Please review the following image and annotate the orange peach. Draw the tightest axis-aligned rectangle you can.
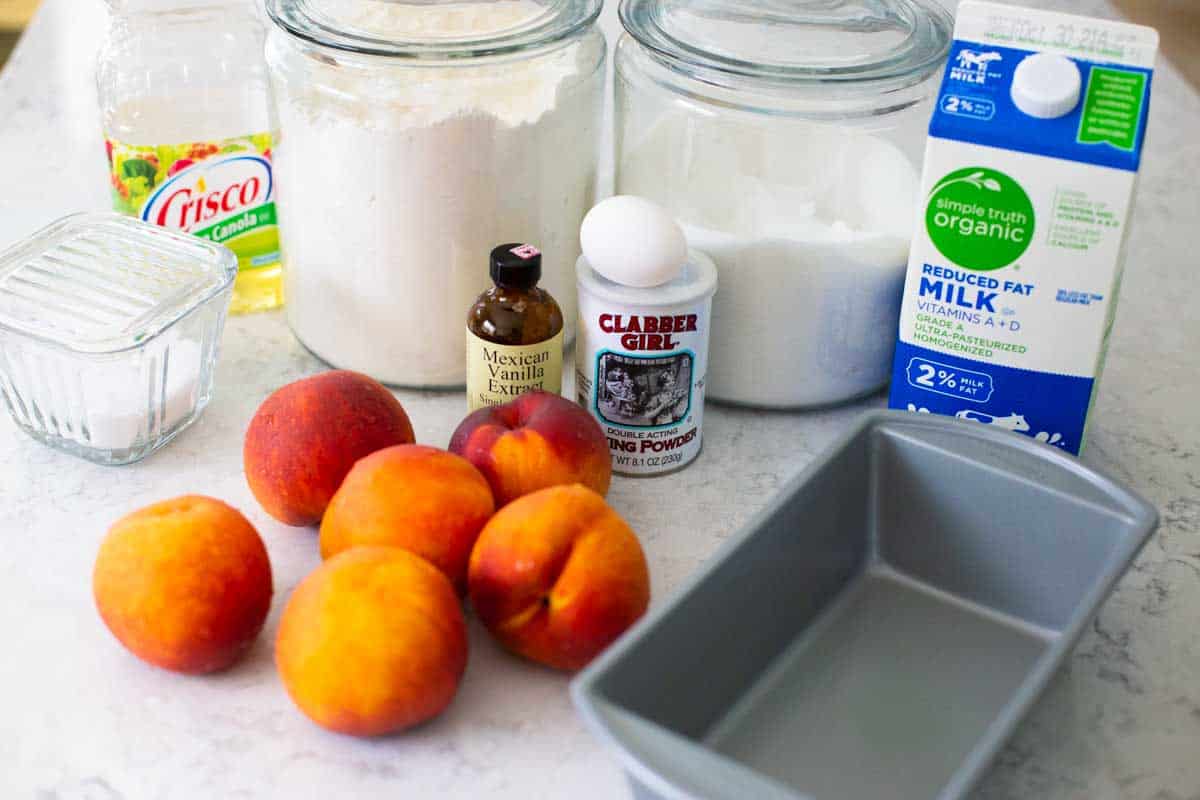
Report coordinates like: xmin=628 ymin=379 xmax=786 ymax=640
xmin=244 ymin=370 xmax=415 ymax=526
xmin=468 ymin=484 xmax=649 ymax=671
xmin=448 ymin=390 xmax=611 ymax=507
xmin=275 ymin=547 xmax=468 ymax=737
xmin=319 ymin=445 xmax=495 ymax=592
xmin=93 ymin=496 xmax=273 ymax=674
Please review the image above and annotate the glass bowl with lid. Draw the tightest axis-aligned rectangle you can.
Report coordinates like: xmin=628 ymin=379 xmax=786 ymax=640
xmin=0 ymin=213 xmax=236 ymax=465
xmin=264 ymin=0 xmax=606 ymax=388
xmin=614 ymin=0 xmax=952 ymax=408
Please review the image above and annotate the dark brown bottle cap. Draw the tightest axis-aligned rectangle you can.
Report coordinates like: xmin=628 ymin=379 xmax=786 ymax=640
xmin=490 ymin=243 xmax=541 ymax=288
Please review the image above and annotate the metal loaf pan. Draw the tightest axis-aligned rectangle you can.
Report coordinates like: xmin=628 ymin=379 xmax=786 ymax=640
xmin=572 ymin=411 xmax=1157 ymax=800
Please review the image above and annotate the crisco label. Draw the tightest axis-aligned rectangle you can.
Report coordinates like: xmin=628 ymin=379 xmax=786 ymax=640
xmin=106 ymin=133 xmax=280 ymax=272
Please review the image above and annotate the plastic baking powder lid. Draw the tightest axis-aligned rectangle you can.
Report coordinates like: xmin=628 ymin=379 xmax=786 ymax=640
xmin=576 ymin=250 xmax=717 ymax=308
xmin=266 ymin=0 xmax=601 ymax=58
xmin=619 ymin=0 xmax=951 ymax=87
xmin=1011 ymin=52 xmax=1083 ymax=119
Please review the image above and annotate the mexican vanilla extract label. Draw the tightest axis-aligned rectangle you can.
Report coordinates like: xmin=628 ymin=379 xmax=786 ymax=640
xmin=466 ymin=329 xmax=564 ymax=411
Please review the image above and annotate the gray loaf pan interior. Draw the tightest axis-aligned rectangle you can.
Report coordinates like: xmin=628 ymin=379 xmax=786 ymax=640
xmin=572 ymin=411 xmax=1157 ymax=800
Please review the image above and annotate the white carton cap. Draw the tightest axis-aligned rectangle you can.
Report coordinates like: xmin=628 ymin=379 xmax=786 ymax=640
xmin=1011 ymin=52 xmax=1082 ymax=119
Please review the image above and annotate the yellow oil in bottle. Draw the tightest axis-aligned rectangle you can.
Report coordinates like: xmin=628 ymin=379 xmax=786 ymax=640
xmin=231 ymin=262 xmax=284 ymax=314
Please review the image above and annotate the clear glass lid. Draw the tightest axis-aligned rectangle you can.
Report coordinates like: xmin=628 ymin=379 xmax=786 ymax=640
xmin=266 ymin=0 xmax=602 ymax=58
xmin=620 ymin=0 xmax=952 ymax=86
xmin=0 ymin=214 xmax=236 ymax=354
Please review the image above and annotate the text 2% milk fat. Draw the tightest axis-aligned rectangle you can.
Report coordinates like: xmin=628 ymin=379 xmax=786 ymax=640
xmin=888 ymin=1 xmax=1157 ymax=454
xmin=576 ymin=250 xmax=717 ymax=477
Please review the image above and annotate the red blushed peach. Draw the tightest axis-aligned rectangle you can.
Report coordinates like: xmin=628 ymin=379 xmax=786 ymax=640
xmin=448 ymin=390 xmax=611 ymax=507
xmin=244 ymin=370 xmax=415 ymax=526
xmin=93 ymin=496 xmax=273 ymax=674
xmin=319 ymin=445 xmax=495 ymax=592
xmin=275 ymin=547 xmax=468 ymax=737
xmin=468 ymin=484 xmax=649 ymax=671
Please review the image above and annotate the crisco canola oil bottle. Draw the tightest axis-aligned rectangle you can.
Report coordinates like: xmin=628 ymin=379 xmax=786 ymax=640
xmin=97 ymin=0 xmax=283 ymax=313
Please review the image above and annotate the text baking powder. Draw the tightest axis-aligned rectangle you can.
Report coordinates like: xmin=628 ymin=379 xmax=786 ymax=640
xmin=575 ymin=252 xmax=717 ymax=476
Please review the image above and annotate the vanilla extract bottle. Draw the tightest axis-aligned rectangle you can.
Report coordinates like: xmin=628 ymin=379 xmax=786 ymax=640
xmin=466 ymin=244 xmax=564 ymax=411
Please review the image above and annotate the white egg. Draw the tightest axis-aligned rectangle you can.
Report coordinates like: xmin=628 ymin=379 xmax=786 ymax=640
xmin=580 ymin=195 xmax=687 ymax=288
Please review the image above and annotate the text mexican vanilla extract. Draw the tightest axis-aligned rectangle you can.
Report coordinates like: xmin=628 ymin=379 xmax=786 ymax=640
xmin=466 ymin=244 xmax=564 ymax=411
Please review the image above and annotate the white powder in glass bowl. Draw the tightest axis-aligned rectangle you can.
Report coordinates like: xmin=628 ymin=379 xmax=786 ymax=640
xmin=267 ymin=1 xmax=603 ymax=387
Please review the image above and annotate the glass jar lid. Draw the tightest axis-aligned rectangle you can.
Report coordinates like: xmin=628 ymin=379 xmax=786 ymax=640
xmin=0 ymin=214 xmax=236 ymax=354
xmin=266 ymin=0 xmax=602 ymax=58
xmin=620 ymin=0 xmax=952 ymax=87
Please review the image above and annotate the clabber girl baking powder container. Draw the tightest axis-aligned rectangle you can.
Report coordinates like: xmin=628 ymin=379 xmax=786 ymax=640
xmin=575 ymin=251 xmax=717 ymax=476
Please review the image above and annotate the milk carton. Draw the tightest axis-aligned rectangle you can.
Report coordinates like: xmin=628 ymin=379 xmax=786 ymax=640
xmin=888 ymin=1 xmax=1157 ymax=455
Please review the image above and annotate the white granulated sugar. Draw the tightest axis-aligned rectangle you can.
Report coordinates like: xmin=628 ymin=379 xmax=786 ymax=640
xmin=619 ymin=115 xmax=919 ymax=407
xmin=19 ymin=338 xmax=202 ymax=452
xmin=84 ymin=339 xmax=201 ymax=450
xmin=274 ymin=0 xmax=600 ymax=387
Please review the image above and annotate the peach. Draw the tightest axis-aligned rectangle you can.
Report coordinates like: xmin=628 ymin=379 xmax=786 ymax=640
xmin=448 ymin=390 xmax=611 ymax=507
xmin=319 ymin=445 xmax=495 ymax=592
xmin=244 ymin=370 xmax=415 ymax=526
xmin=93 ymin=496 xmax=272 ymax=674
xmin=468 ymin=484 xmax=649 ymax=671
xmin=275 ymin=547 xmax=468 ymax=737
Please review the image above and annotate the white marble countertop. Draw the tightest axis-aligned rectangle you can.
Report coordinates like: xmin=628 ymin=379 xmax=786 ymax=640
xmin=1 ymin=1 xmax=1198 ymax=798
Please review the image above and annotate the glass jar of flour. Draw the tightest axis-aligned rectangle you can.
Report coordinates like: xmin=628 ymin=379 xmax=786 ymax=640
xmin=264 ymin=0 xmax=606 ymax=388
xmin=615 ymin=0 xmax=952 ymax=408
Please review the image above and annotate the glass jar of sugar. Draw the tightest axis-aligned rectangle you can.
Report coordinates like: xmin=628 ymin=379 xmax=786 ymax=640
xmin=264 ymin=0 xmax=606 ymax=388
xmin=615 ymin=0 xmax=952 ymax=408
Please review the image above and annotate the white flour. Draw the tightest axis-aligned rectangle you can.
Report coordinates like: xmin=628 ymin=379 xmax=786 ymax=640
xmin=619 ymin=115 xmax=920 ymax=407
xmin=269 ymin=1 xmax=601 ymax=387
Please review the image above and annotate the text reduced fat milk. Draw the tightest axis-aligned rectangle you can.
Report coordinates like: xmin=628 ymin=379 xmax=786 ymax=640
xmin=889 ymin=2 xmax=1157 ymax=454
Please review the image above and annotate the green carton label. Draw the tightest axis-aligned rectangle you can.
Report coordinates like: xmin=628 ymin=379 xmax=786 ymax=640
xmin=1077 ymin=67 xmax=1147 ymax=152
xmin=925 ymin=166 xmax=1035 ymax=271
